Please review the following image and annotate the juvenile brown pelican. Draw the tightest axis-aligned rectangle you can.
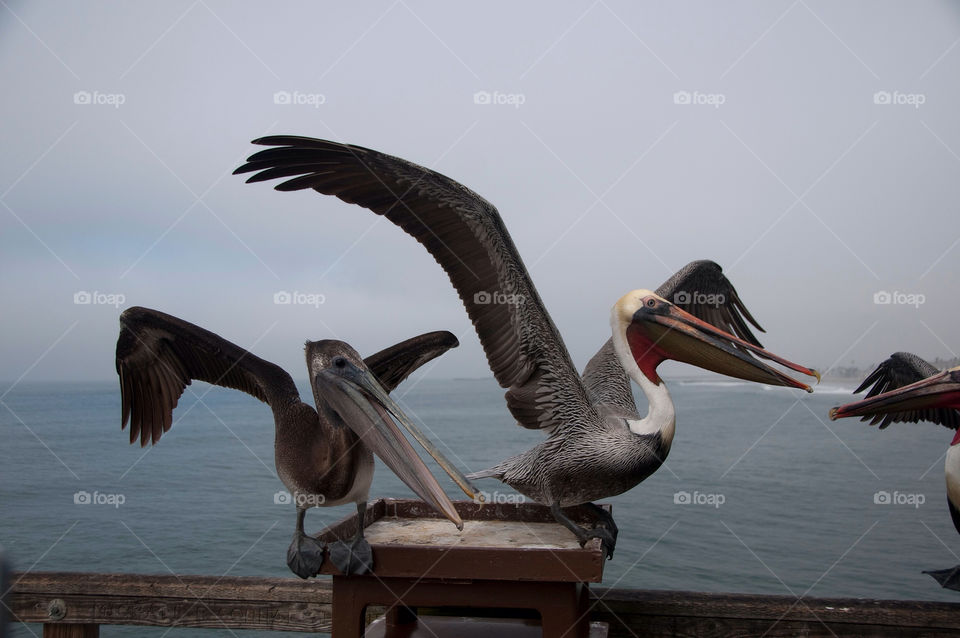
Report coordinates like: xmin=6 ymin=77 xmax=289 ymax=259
xmin=235 ymin=137 xmax=819 ymax=557
xmin=830 ymin=353 xmax=960 ymax=590
xmin=116 ymin=306 xmax=476 ymax=577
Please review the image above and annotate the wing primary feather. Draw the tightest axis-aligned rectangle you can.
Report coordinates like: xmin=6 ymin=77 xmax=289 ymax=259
xmin=115 ymin=306 xmax=301 ymax=447
xmin=236 ymin=138 xmax=595 ymax=433
xmin=853 ymin=352 xmax=959 ymax=431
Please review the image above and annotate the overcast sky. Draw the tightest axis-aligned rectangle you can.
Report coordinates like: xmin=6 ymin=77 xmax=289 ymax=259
xmin=1 ymin=1 xmax=959 ymax=384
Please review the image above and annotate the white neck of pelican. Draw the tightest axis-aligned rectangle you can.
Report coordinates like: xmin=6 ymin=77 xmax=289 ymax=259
xmin=946 ymin=443 xmax=960 ymax=512
xmin=610 ymin=294 xmax=676 ymax=449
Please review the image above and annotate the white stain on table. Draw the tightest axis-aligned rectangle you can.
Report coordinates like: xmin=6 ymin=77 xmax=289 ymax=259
xmin=364 ymin=518 xmax=582 ymax=550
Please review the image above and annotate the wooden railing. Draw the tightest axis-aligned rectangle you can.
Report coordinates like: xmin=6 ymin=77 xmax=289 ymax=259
xmin=9 ymin=571 xmax=960 ymax=637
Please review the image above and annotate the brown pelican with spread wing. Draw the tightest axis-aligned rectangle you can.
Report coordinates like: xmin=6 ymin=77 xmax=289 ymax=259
xmin=831 ymin=353 xmax=960 ymax=589
xmin=235 ymin=137 xmax=819 ymax=557
xmin=116 ymin=306 xmax=476 ymax=577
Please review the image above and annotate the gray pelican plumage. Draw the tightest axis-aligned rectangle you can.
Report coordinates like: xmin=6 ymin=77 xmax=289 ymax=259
xmin=115 ymin=306 xmax=476 ymax=577
xmin=830 ymin=353 xmax=960 ymax=590
xmin=234 ymin=137 xmax=819 ymax=557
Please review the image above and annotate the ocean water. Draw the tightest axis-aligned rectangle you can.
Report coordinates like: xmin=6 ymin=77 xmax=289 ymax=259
xmin=2 ymin=376 xmax=958 ymax=636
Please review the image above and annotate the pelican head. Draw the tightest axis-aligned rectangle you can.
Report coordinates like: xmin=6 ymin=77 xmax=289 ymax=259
xmin=612 ymin=290 xmax=818 ymax=391
xmin=306 ymin=340 xmax=475 ymax=528
xmin=830 ymin=367 xmax=960 ymax=442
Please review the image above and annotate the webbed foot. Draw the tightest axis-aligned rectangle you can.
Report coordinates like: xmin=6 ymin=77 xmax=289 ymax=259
xmin=286 ymin=532 xmax=326 ymax=579
xmin=585 ymin=503 xmax=619 ymax=544
xmin=550 ymin=502 xmax=616 ymax=560
xmin=924 ymin=565 xmax=960 ymax=591
xmin=329 ymin=536 xmax=374 ymax=575
xmin=576 ymin=526 xmax=616 ymax=561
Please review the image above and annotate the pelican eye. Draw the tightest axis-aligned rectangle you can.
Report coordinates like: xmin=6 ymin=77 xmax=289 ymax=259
xmin=646 ymin=298 xmax=656 ymax=308
xmin=333 ymin=357 xmax=347 ymax=369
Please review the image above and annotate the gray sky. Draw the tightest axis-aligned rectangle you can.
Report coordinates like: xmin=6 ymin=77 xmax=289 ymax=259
xmin=1 ymin=1 xmax=959 ymax=383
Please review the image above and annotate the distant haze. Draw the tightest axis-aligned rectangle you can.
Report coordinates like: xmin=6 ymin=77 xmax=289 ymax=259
xmin=2 ymin=2 xmax=959 ymax=385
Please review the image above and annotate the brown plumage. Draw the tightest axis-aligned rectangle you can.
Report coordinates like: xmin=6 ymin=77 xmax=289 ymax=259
xmin=115 ymin=305 xmax=464 ymax=577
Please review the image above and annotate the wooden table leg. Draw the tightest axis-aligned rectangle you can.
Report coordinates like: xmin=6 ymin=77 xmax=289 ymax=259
xmin=332 ymin=577 xmax=592 ymax=638
xmin=385 ymin=604 xmax=418 ymax=630
xmin=43 ymin=625 xmax=99 ymax=638
xmin=332 ymin=576 xmax=368 ymax=638
xmin=537 ymin=583 xmax=589 ymax=638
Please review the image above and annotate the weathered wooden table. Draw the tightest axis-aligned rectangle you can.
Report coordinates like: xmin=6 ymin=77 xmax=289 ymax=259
xmin=315 ymin=498 xmax=610 ymax=638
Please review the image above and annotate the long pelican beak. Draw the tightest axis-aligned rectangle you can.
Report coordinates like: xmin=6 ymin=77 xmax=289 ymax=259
xmin=829 ymin=368 xmax=960 ymax=422
xmin=628 ymin=297 xmax=819 ymax=392
xmin=314 ymin=361 xmax=478 ymax=529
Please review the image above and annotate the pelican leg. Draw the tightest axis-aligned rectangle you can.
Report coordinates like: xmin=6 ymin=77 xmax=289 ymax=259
xmin=550 ymin=502 xmax=616 ymax=560
xmin=584 ymin=502 xmax=619 ymax=543
xmin=286 ymin=508 xmax=326 ymax=579
xmin=328 ymin=502 xmax=374 ymax=576
xmin=924 ymin=565 xmax=960 ymax=591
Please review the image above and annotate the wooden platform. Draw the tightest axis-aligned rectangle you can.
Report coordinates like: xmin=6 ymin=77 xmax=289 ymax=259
xmin=314 ymin=498 xmax=607 ymax=582
xmin=315 ymin=499 xmax=609 ymax=637
xmin=363 ymin=517 xmax=583 ymax=550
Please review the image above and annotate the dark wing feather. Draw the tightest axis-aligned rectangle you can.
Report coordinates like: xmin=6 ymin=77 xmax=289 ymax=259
xmin=854 ymin=352 xmax=960 ymax=430
xmin=364 ymin=331 xmax=459 ymax=392
xmin=236 ymin=137 xmax=595 ymax=432
xmin=655 ymin=260 xmax=764 ymax=347
xmin=581 ymin=260 xmax=765 ymax=413
xmin=116 ymin=306 xmax=301 ymax=446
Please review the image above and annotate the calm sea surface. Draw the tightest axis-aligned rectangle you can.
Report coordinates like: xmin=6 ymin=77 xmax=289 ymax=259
xmin=2 ymin=377 xmax=958 ymax=636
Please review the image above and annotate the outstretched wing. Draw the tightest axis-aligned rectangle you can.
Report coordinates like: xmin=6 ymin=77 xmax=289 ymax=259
xmin=116 ymin=306 xmax=301 ymax=446
xmin=236 ymin=137 xmax=595 ymax=433
xmin=656 ymin=260 xmax=764 ymax=346
xmin=364 ymin=330 xmax=459 ymax=392
xmin=582 ymin=260 xmax=765 ymax=412
xmin=854 ymin=352 xmax=960 ymax=430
